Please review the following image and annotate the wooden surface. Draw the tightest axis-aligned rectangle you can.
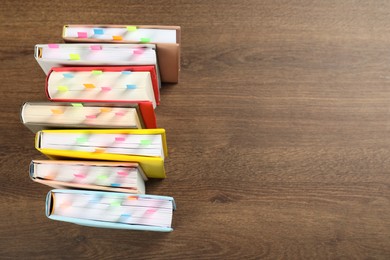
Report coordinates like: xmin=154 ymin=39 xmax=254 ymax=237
xmin=1 ymin=0 xmax=390 ymax=258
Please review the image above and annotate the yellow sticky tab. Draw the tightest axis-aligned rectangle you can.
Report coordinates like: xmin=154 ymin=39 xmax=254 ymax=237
xmin=69 ymin=53 xmax=80 ymax=60
xmin=126 ymin=26 xmax=137 ymax=31
xmin=57 ymin=86 xmax=68 ymax=92
xmin=100 ymin=107 xmax=112 ymax=113
xmin=83 ymin=84 xmax=96 ymax=89
xmin=112 ymin=35 xmax=123 ymax=41
xmin=51 ymin=109 xmax=64 ymax=115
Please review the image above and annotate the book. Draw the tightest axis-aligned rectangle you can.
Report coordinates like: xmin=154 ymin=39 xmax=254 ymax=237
xmin=35 ymin=129 xmax=168 ymax=178
xmin=34 ymin=43 xmax=161 ymax=89
xmin=45 ymin=66 xmax=159 ymax=107
xmin=30 ymin=160 xmax=147 ymax=194
xmin=21 ymin=101 xmax=157 ymax=133
xmin=46 ymin=189 xmax=175 ymax=232
xmin=62 ymin=25 xmax=181 ymax=83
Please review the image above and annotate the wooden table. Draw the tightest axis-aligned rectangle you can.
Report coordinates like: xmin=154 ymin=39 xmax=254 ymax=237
xmin=1 ymin=0 xmax=390 ymax=258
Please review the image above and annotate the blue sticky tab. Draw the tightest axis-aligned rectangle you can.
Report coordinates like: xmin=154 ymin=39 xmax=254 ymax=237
xmin=120 ymin=213 xmax=131 ymax=218
xmin=121 ymin=71 xmax=132 ymax=75
xmin=126 ymin=84 xmax=137 ymax=89
xmin=110 ymin=183 xmax=121 ymax=187
xmin=94 ymin=28 xmax=104 ymax=35
xmin=63 ymin=73 xmax=74 ymax=78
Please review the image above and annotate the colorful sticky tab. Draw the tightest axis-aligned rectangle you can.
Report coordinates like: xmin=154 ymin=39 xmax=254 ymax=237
xmin=111 ymin=201 xmax=121 ymax=207
xmin=110 ymin=183 xmax=121 ymax=187
xmin=120 ymin=213 xmax=131 ymax=218
xmin=145 ymin=209 xmax=157 ymax=214
xmin=115 ymin=111 xmax=126 ymax=116
xmin=133 ymin=49 xmax=144 ymax=55
xmin=140 ymin=37 xmax=151 ymax=43
xmin=69 ymin=53 xmax=80 ymax=60
xmin=48 ymin=44 xmax=59 ymax=49
xmin=117 ymin=171 xmax=128 ymax=176
xmin=85 ymin=114 xmax=97 ymax=119
xmin=57 ymin=86 xmax=68 ymax=92
xmin=97 ymin=175 xmax=108 ymax=180
xmin=93 ymin=28 xmax=104 ymax=35
xmin=100 ymin=107 xmax=112 ymax=113
xmin=90 ymin=45 xmax=102 ymax=50
xmin=121 ymin=71 xmax=131 ymax=75
xmin=126 ymin=84 xmax=137 ymax=89
xmin=92 ymin=70 xmax=103 ymax=75
xmin=76 ymin=137 xmax=88 ymax=143
xmin=77 ymin=32 xmax=88 ymax=38
xmin=84 ymin=83 xmax=96 ymax=89
xmin=101 ymin=86 xmax=112 ymax=92
xmin=44 ymin=174 xmax=55 ymax=180
xmin=126 ymin=26 xmax=137 ymax=31
xmin=112 ymin=35 xmax=123 ymax=41
xmin=115 ymin=137 xmax=126 ymax=142
xmin=140 ymin=139 xmax=152 ymax=145
xmin=94 ymin=148 xmax=105 ymax=153
xmin=74 ymin=173 xmax=86 ymax=178
xmin=71 ymin=103 xmax=83 ymax=107
xmin=127 ymin=196 xmax=138 ymax=200
xmin=63 ymin=73 xmax=74 ymax=78
xmin=51 ymin=109 xmax=64 ymax=115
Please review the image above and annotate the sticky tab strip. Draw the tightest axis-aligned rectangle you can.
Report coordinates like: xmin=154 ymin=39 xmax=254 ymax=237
xmin=57 ymin=86 xmax=68 ymax=92
xmin=93 ymin=28 xmax=104 ymax=35
xmin=117 ymin=171 xmax=128 ymax=176
xmin=140 ymin=139 xmax=152 ymax=145
xmin=69 ymin=53 xmax=80 ymax=60
xmin=140 ymin=37 xmax=150 ymax=43
xmin=84 ymin=83 xmax=96 ymax=89
xmin=48 ymin=44 xmax=59 ymax=49
xmin=63 ymin=73 xmax=74 ymax=78
xmin=71 ymin=103 xmax=83 ymax=107
xmin=101 ymin=86 xmax=112 ymax=92
xmin=133 ymin=49 xmax=144 ymax=55
xmin=100 ymin=107 xmax=112 ymax=113
xmin=94 ymin=148 xmax=105 ymax=153
xmin=92 ymin=70 xmax=103 ymax=75
xmin=77 ymin=32 xmax=88 ymax=38
xmin=74 ymin=173 xmax=86 ymax=178
xmin=85 ymin=114 xmax=97 ymax=119
xmin=115 ymin=137 xmax=126 ymax=142
xmin=115 ymin=111 xmax=125 ymax=116
xmin=121 ymin=71 xmax=131 ymax=75
xmin=51 ymin=109 xmax=64 ymax=115
xmin=90 ymin=45 xmax=102 ymax=50
xmin=112 ymin=35 xmax=123 ymax=41
xmin=126 ymin=26 xmax=137 ymax=31
xmin=126 ymin=84 xmax=137 ymax=89
xmin=76 ymin=137 xmax=88 ymax=143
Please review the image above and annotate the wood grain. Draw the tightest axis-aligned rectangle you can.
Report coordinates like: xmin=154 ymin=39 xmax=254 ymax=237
xmin=1 ymin=0 xmax=390 ymax=258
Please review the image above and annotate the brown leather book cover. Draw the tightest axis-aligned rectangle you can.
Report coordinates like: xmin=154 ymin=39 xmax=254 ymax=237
xmin=62 ymin=25 xmax=181 ymax=83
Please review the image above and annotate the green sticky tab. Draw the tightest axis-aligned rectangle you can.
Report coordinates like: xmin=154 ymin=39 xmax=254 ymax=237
xmin=97 ymin=175 xmax=108 ymax=180
xmin=71 ymin=103 xmax=83 ymax=107
xmin=76 ymin=137 xmax=88 ymax=143
xmin=140 ymin=139 xmax=152 ymax=145
xmin=111 ymin=201 xmax=121 ymax=207
xmin=140 ymin=37 xmax=150 ymax=43
xmin=126 ymin=26 xmax=137 ymax=31
xmin=57 ymin=86 xmax=68 ymax=92
xmin=92 ymin=70 xmax=103 ymax=75
xmin=69 ymin=53 xmax=80 ymax=60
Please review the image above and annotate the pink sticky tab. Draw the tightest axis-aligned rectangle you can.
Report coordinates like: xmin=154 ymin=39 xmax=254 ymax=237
xmin=115 ymin=111 xmax=125 ymax=116
xmin=145 ymin=209 xmax=157 ymax=214
xmin=78 ymin=32 xmax=88 ymax=38
xmin=133 ymin=49 xmax=144 ymax=55
xmin=85 ymin=115 xmax=97 ymax=119
xmin=101 ymin=86 xmax=112 ymax=91
xmin=90 ymin=45 xmax=102 ymax=50
xmin=48 ymin=44 xmax=59 ymax=49
xmin=117 ymin=171 xmax=128 ymax=176
xmin=74 ymin=173 xmax=86 ymax=178
xmin=115 ymin=137 xmax=126 ymax=142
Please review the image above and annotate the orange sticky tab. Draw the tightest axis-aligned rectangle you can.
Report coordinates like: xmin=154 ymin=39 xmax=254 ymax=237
xmin=51 ymin=109 xmax=64 ymax=115
xmin=83 ymin=83 xmax=96 ymax=89
xmin=127 ymin=196 xmax=138 ymax=200
xmin=94 ymin=148 xmax=105 ymax=153
xmin=100 ymin=107 xmax=112 ymax=113
xmin=112 ymin=35 xmax=123 ymax=41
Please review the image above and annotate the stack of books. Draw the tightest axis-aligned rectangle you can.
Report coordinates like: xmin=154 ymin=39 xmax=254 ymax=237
xmin=21 ymin=25 xmax=181 ymax=232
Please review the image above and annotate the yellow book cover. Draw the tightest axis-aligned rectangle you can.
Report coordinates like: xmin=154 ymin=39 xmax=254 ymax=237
xmin=35 ymin=129 xmax=167 ymax=178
